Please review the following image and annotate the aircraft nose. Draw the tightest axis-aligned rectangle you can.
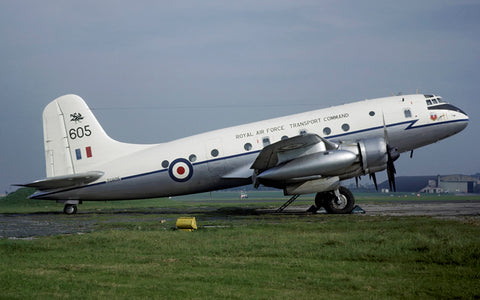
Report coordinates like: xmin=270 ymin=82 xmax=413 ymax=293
xmin=450 ymin=104 xmax=469 ymax=131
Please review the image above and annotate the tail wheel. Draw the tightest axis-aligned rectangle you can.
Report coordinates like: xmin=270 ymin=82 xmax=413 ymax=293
xmin=63 ymin=204 xmax=77 ymax=215
xmin=317 ymin=186 xmax=355 ymax=214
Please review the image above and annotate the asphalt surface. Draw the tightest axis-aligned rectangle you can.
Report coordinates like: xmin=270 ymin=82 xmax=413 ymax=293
xmin=1 ymin=200 xmax=479 ymax=239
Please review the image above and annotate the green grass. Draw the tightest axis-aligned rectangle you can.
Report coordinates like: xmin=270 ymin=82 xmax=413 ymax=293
xmin=1 ymin=188 xmax=479 ymax=298
xmin=0 ymin=215 xmax=479 ymax=299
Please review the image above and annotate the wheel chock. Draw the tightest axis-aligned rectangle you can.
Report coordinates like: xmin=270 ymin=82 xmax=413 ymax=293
xmin=176 ymin=217 xmax=197 ymax=231
xmin=351 ymin=205 xmax=365 ymax=214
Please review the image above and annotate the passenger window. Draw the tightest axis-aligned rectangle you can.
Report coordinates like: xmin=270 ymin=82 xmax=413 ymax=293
xmin=323 ymin=127 xmax=331 ymax=135
xmin=369 ymin=111 xmax=375 ymax=116
xmin=281 ymin=135 xmax=289 ymax=140
xmin=262 ymin=137 xmax=270 ymax=147
xmin=161 ymin=160 xmax=169 ymax=168
xmin=189 ymin=154 xmax=197 ymax=162
xmin=404 ymin=109 xmax=412 ymax=118
xmin=211 ymin=149 xmax=219 ymax=157
xmin=299 ymin=130 xmax=307 ymax=135
xmin=341 ymin=123 xmax=350 ymax=132
xmin=244 ymin=143 xmax=252 ymax=151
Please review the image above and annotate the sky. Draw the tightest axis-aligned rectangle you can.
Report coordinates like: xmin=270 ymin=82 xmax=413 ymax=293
xmin=1 ymin=1 xmax=479 ymax=193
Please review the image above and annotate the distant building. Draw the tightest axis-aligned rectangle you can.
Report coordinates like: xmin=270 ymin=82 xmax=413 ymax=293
xmin=419 ymin=180 xmax=444 ymax=194
xmin=438 ymin=175 xmax=478 ymax=193
xmin=379 ymin=174 xmax=480 ymax=193
xmin=419 ymin=175 xmax=479 ymax=194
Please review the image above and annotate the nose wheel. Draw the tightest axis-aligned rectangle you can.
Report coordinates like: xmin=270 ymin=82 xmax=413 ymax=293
xmin=63 ymin=204 xmax=78 ymax=215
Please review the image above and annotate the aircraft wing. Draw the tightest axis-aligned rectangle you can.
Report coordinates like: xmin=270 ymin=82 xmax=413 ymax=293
xmin=251 ymin=134 xmax=338 ymax=172
xmin=16 ymin=171 xmax=104 ymax=191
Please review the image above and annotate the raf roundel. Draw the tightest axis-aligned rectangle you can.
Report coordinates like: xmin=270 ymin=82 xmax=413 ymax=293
xmin=168 ymin=158 xmax=194 ymax=182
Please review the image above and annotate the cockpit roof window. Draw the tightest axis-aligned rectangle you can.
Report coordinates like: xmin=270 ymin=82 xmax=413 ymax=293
xmin=425 ymin=95 xmax=446 ymax=106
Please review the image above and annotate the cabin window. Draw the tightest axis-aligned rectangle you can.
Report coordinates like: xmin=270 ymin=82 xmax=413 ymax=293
xmin=244 ymin=143 xmax=252 ymax=151
xmin=426 ymin=100 xmax=432 ymax=105
xmin=432 ymin=99 xmax=438 ymax=104
xmin=323 ymin=127 xmax=331 ymax=135
xmin=299 ymin=129 xmax=307 ymax=135
xmin=161 ymin=160 xmax=169 ymax=168
xmin=189 ymin=154 xmax=197 ymax=162
xmin=281 ymin=135 xmax=289 ymax=140
xmin=262 ymin=137 xmax=270 ymax=147
xmin=341 ymin=123 xmax=350 ymax=132
xmin=369 ymin=111 xmax=375 ymax=116
xmin=404 ymin=109 xmax=412 ymax=118
xmin=211 ymin=149 xmax=219 ymax=157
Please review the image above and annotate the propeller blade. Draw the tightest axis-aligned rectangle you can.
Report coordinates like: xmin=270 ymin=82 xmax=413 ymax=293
xmin=370 ymin=173 xmax=378 ymax=191
xmin=387 ymin=160 xmax=396 ymax=192
xmin=355 ymin=176 xmax=359 ymax=188
xmin=382 ymin=111 xmax=400 ymax=192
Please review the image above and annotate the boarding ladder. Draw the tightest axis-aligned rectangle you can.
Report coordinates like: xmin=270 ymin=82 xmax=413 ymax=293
xmin=276 ymin=194 xmax=300 ymax=213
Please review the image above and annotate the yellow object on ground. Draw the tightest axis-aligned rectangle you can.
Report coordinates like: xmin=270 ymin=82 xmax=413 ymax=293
xmin=176 ymin=217 xmax=197 ymax=231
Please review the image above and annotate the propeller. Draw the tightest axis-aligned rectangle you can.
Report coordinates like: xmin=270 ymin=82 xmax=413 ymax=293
xmin=370 ymin=173 xmax=378 ymax=191
xmin=382 ymin=112 xmax=400 ymax=192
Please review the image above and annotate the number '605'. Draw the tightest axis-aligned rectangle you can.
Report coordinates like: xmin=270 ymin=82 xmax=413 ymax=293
xmin=69 ymin=125 xmax=92 ymax=139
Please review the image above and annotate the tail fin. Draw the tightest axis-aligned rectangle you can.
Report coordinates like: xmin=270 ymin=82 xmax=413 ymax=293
xmin=43 ymin=94 xmax=146 ymax=177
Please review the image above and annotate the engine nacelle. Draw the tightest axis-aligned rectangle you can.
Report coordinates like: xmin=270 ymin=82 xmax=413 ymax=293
xmin=357 ymin=137 xmax=389 ymax=174
xmin=257 ymin=137 xmax=395 ymax=193
xmin=334 ymin=137 xmax=390 ymax=178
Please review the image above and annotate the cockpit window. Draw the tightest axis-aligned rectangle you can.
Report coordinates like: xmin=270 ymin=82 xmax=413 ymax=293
xmin=425 ymin=95 xmax=447 ymax=106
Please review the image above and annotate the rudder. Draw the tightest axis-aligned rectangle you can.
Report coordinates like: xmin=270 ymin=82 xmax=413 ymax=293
xmin=43 ymin=94 xmax=143 ymax=177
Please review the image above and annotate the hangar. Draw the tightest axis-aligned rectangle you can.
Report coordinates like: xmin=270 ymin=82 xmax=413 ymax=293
xmin=378 ymin=174 xmax=479 ymax=193
xmin=420 ymin=175 xmax=479 ymax=194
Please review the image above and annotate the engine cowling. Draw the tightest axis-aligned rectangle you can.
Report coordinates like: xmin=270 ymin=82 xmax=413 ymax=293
xmin=255 ymin=136 xmax=398 ymax=194
xmin=357 ymin=137 xmax=389 ymax=174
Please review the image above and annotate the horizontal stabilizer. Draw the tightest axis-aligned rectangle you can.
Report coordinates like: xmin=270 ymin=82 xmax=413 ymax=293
xmin=16 ymin=171 xmax=104 ymax=191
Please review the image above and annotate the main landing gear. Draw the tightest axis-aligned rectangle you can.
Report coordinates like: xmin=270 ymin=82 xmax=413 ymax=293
xmin=277 ymin=186 xmax=356 ymax=214
xmin=315 ymin=186 xmax=355 ymax=214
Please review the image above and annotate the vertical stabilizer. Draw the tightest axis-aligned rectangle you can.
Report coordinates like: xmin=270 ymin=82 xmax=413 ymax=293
xmin=42 ymin=94 xmax=148 ymax=177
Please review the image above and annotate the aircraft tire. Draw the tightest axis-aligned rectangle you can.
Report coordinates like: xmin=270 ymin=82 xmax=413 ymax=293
xmin=63 ymin=204 xmax=77 ymax=215
xmin=321 ymin=187 xmax=355 ymax=214
xmin=314 ymin=192 xmax=329 ymax=208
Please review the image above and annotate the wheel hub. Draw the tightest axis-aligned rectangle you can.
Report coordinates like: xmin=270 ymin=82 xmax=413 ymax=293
xmin=333 ymin=194 xmax=347 ymax=209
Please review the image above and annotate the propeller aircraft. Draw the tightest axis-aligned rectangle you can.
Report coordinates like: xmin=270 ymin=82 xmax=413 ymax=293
xmin=20 ymin=93 xmax=468 ymax=214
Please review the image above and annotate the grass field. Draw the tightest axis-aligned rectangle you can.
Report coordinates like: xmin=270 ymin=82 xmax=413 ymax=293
xmin=1 ymin=189 xmax=479 ymax=299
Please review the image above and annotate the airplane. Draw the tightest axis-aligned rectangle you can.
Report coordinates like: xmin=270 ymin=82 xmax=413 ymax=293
xmin=19 ymin=93 xmax=468 ymax=214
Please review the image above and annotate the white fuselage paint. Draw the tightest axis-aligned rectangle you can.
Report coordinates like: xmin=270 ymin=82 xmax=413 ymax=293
xmin=33 ymin=94 xmax=468 ymax=201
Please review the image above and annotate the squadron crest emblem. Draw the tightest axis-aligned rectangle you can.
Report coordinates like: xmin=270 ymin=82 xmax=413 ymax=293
xmin=70 ymin=112 xmax=84 ymax=123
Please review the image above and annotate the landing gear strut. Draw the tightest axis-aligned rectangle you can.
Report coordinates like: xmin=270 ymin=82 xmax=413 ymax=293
xmin=315 ymin=186 xmax=355 ymax=214
xmin=63 ymin=204 xmax=78 ymax=215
